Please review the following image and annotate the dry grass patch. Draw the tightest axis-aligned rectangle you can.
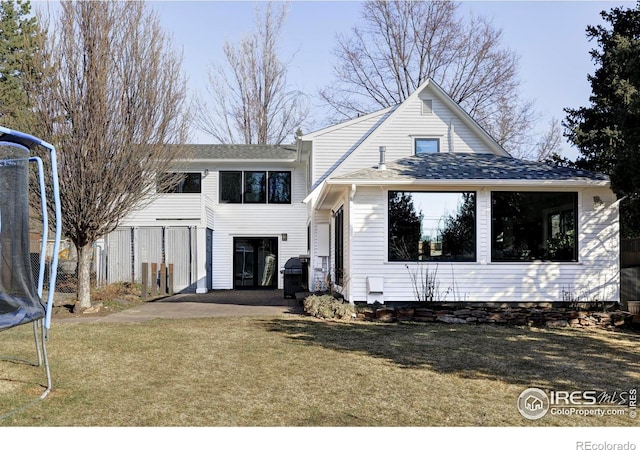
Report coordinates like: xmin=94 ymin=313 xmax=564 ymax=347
xmin=50 ymin=282 xmax=145 ymax=319
xmin=1 ymin=317 xmax=638 ymax=426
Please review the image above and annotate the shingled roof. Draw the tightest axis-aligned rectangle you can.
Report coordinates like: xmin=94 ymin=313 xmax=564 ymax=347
xmin=330 ymin=152 xmax=609 ymax=183
xmin=179 ymin=144 xmax=297 ymax=160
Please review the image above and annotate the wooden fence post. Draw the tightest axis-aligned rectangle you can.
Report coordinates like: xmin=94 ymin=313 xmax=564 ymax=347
xmin=141 ymin=262 xmax=148 ymax=300
xmin=151 ymin=262 xmax=158 ymax=297
xmin=168 ymin=264 xmax=174 ymax=296
xmin=160 ymin=262 xmax=167 ymax=294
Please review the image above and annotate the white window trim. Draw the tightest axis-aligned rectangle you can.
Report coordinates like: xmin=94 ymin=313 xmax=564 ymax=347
xmin=413 ymin=137 xmax=441 ymax=155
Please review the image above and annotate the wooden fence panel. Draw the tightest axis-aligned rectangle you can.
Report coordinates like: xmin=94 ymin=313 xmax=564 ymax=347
xmin=621 ymin=238 xmax=640 ymax=268
xmin=621 ymin=239 xmax=640 ymax=302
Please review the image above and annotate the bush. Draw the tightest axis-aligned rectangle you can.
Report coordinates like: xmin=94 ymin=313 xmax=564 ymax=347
xmin=303 ymin=294 xmax=355 ymax=320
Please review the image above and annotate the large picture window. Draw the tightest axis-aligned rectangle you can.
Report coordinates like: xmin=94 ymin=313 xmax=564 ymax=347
xmin=491 ymin=192 xmax=578 ymax=262
xmin=388 ymin=191 xmax=476 ymax=262
xmin=220 ymin=171 xmax=291 ymax=204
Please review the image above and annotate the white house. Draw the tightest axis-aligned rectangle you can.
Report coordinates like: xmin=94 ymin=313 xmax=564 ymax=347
xmin=105 ymin=79 xmax=620 ymax=304
xmin=101 ymin=144 xmax=309 ymax=293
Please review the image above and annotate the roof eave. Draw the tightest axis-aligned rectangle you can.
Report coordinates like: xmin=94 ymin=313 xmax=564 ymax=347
xmin=326 ymin=178 xmax=611 ymax=188
xmin=174 ymin=158 xmax=298 ymax=163
xmin=303 ymin=181 xmax=326 ymax=208
xmin=300 ymin=107 xmax=394 ymax=140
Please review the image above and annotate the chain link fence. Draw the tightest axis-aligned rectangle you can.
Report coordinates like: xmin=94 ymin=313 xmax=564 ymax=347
xmin=29 ymin=236 xmax=97 ymax=305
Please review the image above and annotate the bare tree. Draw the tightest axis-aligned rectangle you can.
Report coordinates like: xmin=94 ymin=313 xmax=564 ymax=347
xmin=195 ymin=2 xmax=308 ymax=144
xmin=320 ymin=0 xmax=557 ymax=160
xmin=529 ymin=118 xmax=563 ymax=162
xmin=27 ymin=1 xmax=189 ymax=312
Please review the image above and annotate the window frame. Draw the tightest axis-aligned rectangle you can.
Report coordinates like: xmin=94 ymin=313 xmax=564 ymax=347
xmin=490 ymin=191 xmax=579 ymax=263
xmin=267 ymin=171 xmax=292 ymax=204
xmin=160 ymin=172 xmax=202 ymax=194
xmin=414 ymin=137 xmax=440 ymax=155
xmin=219 ymin=170 xmax=292 ymax=205
xmin=219 ymin=171 xmax=243 ymax=204
xmin=334 ymin=206 xmax=344 ymax=285
xmin=243 ymin=171 xmax=267 ymax=204
xmin=387 ymin=190 xmax=477 ymax=263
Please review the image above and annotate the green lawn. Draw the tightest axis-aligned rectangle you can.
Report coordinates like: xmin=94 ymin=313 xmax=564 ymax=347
xmin=1 ymin=316 xmax=639 ymax=426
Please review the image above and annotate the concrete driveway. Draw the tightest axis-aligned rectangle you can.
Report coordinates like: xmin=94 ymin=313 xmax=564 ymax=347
xmin=62 ymin=289 xmax=305 ymax=324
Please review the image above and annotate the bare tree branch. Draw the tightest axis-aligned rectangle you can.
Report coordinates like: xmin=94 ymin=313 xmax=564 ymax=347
xmin=26 ymin=1 xmax=189 ymax=311
xmin=195 ymin=2 xmax=308 ymax=144
xmin=320 ymin=0 xmax=550 ymax=159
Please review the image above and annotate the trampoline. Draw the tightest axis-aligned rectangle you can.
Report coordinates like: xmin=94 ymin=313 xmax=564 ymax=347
xmin=0 ymin=126 xmax=61 ymax=418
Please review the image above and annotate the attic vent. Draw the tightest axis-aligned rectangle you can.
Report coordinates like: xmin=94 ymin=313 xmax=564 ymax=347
xmin=422 ymin=99 xmax=433 ymax=115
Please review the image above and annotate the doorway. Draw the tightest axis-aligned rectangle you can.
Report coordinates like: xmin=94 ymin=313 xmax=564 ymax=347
xmin=206 ymin=228 xmax=213 ymax=290
xmin=233 ymin=237 xmax=278 ymax=289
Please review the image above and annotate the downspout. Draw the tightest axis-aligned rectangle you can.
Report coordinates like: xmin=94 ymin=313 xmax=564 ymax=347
xmin=348 ymin=183 xmax=356 ymax=304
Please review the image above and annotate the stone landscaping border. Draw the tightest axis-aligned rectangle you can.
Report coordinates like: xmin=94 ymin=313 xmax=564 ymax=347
xmin=354 ymin=303 xmax=640 ymax=330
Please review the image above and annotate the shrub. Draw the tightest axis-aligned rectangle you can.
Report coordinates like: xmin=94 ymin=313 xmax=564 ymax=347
xmin=303 ymin=294 xmax=355 ymax=320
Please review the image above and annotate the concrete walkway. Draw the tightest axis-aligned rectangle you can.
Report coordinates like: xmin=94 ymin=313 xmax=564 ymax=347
xmin=57 ymin=289 xmax=305 ymax=324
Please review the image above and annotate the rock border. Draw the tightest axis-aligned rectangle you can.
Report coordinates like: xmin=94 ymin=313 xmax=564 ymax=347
xmin=354 ymin=304 xmax=639 ymax=330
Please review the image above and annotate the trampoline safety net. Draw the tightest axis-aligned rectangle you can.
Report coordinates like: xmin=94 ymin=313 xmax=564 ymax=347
xmin=0 ymin=142 xmax=45 ymax=330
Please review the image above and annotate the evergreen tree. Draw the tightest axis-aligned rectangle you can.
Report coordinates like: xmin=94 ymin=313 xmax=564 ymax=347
xmin=440 ymin=193 xmax=476 ymax=259
xmin=564 ymin=3 xmax=640 ymax=237
xmin=388 ymin=192 xmax=423 ymax=260
xmin=0 ymin=0 xmax=41 ymax=131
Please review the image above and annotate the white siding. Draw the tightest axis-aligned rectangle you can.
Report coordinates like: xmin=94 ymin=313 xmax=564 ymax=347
xmin=205 ymin=194 xmax=215 ymax=229
xmin=309 ymin=110 xmax=391 ymax=187
xmin=119 ymin=163 xmax=307 ymax=291
xmin=346 ymin=186 xmax=619 ymax=304
xmin=209 ymin=164 xmax=308 ymax=289
xmin=333 ymin=94 xmax=495 ymax=178
xmin=123 ymin=194 xmax=202 ymax=227
xmin=325 ymin=195 xmax=350 ymax=296
xmin=309 ymin=209 xmax=330 ymax=291
xmin=306 ymin=86 xmax=498 ymax=189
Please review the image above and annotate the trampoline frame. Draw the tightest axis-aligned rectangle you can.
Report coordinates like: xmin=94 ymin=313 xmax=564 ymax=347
xmin=0 ymin=126 xmax=61 ymax=419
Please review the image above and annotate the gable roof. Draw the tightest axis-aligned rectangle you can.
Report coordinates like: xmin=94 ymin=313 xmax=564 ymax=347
xmin=304 ymin=78 xmax=511 ymax=193
xmin=330 ymin=152 xmax=609 ymax=184
xmin=178 ymin=144 xmax=297 ymax=161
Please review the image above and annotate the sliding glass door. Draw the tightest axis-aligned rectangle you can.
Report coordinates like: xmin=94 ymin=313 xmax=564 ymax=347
xmin=233 ymin=237 xmax=278 ymax=289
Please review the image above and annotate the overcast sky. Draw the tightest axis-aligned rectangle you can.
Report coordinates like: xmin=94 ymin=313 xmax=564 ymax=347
xmin=151 ymin=1 xmax=635 ymax=158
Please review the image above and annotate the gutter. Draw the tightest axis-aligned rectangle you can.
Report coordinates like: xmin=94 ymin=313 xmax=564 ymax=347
xmin=325 ymin=179 xmax=611 ymax=188
xmin=173 ymin=158 xmax=298 ymax=164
